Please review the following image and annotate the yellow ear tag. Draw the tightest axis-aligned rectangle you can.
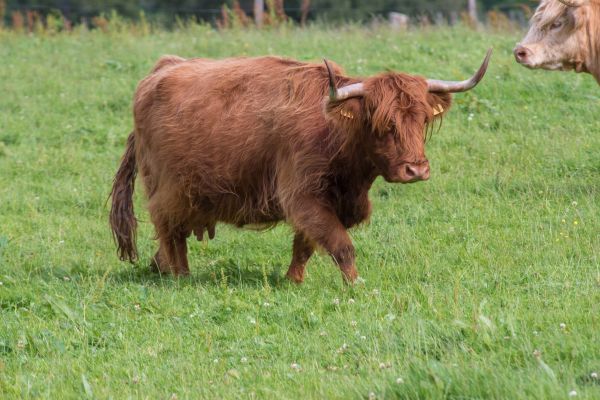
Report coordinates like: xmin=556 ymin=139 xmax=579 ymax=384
xmin=340 ymin=109 xmax=355 ymax=120
xmin=433 ymin=104 xmax=444 ymax=116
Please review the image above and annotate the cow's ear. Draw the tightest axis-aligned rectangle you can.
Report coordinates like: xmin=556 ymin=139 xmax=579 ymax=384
xmin=326 ymin=97 xmax=364 ymax=127
xmin=426 ymin=92 xmax=452 ymax=119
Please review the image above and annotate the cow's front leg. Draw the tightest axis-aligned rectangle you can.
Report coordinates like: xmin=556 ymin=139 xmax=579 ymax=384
xmin=285 ymin=232 xmax=315 ymax=283
xmin=288 ymin=198 xmax=358 ymax=283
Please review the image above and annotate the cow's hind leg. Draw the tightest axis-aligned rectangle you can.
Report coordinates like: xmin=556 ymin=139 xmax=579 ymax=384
xmin=151 ymin=228 xmax=190 ymax=276
xmin=285 ymin=232 xmax=315 ymax=283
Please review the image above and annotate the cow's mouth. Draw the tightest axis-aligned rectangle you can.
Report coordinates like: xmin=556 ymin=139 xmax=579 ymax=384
xmin=520 ymin=57 xmax=585 ymax=73
xmin=519 ymin=60 xmax=572 ymax=72
xmin=517 ymin=57 xmax=562 ymax=70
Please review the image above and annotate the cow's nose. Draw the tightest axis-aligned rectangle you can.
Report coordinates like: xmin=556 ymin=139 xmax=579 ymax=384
xmin=404 ymin=162 xmax=430 ymax=182
xmin=514 ymin=45 xmax=531 ymax=63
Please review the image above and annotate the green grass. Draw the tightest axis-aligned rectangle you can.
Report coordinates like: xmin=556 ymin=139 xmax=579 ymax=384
xmin=0 ymin=25 xmax=599 ymax=399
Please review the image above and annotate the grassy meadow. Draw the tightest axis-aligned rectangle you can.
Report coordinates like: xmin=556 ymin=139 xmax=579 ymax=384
xmin=0 ymin=25 xmax=599 ymax=399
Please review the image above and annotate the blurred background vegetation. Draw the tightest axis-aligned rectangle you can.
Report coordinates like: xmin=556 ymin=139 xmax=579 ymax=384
xmin=1 ymin=0 xmax=538 ymax=31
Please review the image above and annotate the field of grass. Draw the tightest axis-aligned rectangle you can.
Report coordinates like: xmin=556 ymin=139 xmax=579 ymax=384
xmin=0 ymin=25 xmax=599 ymax=399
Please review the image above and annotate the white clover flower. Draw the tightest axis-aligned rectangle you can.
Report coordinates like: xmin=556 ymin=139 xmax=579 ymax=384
xmin=134 ymin=304 xmax=141 ymax=311
xmin=368 ymin=392 xmax=376 ymax=400
xmin=560 ymin=323 xmax=566 ymax=330
xmin=249 ymin=317 xmax=256 ymax=325
xmin=262 ymin=302 xmax=270 ymax=307
xmin=591 ymin=372 xmax=598 ymax=379
xmin=319 ymin=331 xmax=327 ymax=337
xmin=568 ymin=390 xmax=577 ymax=397
xmin=360 ymin=335 xmax=366 ymax=340
xmin=337 ymin=343 xmax=349 ymax=354
xmin=350 ymin=320 xmax=357 ymax=327
xmin=348 ymin=298 xmax=355 ymax=305
xmin=396 ymin=377 xmax=404 ymax=384
xmin=290 ymin=363 xmax=301 ymax=371
xmin=333 ymin=298 xmax=340 ymax=306
xmin=240 ymin=357 xmax=248 ymax=363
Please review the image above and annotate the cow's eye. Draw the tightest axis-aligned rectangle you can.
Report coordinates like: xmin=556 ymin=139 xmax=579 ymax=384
xmin=550 ymin=20 xmax=563 ymax=30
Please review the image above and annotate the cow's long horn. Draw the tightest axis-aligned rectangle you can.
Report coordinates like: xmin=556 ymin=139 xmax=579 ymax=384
xmin=324 ymin=59 xmax=365 ymax=101
xmin=426 ymin=48 xmax=493 ymax=93
xmin=557 ymin=0 xmax=586 ymax=7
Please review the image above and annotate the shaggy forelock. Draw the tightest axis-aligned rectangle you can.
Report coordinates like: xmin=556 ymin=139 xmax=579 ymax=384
xmin=364 ymin=73 xmax=430 ymax=138
xmin=532 ymin=1 xmax=571 ymax=29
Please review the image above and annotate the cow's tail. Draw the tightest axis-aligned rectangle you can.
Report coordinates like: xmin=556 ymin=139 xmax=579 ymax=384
xmin=109 ymin=132 xmax=138 ymax=262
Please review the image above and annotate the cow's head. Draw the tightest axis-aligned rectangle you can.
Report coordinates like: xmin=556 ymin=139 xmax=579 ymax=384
xmin=324 ymin=49 xmax=492 ymax=183
xmin=514 ymin=0 xmax=597 ymax=74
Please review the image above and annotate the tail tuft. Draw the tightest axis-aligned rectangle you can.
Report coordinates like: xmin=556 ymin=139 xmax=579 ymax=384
xmin=109 ymin=132 xmax=138 ymax=262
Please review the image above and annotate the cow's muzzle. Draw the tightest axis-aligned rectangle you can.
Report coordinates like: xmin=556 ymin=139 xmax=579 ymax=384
xmin=397 ymin=161 xmax=430 ymax=183
xmin=513 ymin=44 xmax=532 ymax=65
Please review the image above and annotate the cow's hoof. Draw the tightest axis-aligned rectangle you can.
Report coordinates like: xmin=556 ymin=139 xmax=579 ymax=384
xmin=150 ymin=254 xmax=188 ymax=275
xmin=340 ymin=265 xmax=358 ymax=284
xmin=285 ymin=265 xmax=305 ymax=284
xmin=149 ymin=257 xmax=161 ymax=273
xmin=285 ymin=273 xmax=304 ymax=284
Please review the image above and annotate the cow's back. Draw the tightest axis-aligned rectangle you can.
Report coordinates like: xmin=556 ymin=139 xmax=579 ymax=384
xmin=132 ymin=56 xmax=335 ymax=225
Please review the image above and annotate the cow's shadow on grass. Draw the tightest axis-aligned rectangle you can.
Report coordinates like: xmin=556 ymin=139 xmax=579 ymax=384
xmin=108 ymin=258 xmax=288 ymax=289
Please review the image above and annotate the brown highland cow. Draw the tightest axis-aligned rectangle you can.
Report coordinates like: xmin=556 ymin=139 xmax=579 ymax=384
xmin=110 ymin=50 xmax=492 ymax=283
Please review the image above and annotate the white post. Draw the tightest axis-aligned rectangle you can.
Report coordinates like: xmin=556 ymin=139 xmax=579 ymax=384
xmin=254 ymin=0 xmax=264 ymax=27
xmin=468 ymin=0 xmax=478 ymax=24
